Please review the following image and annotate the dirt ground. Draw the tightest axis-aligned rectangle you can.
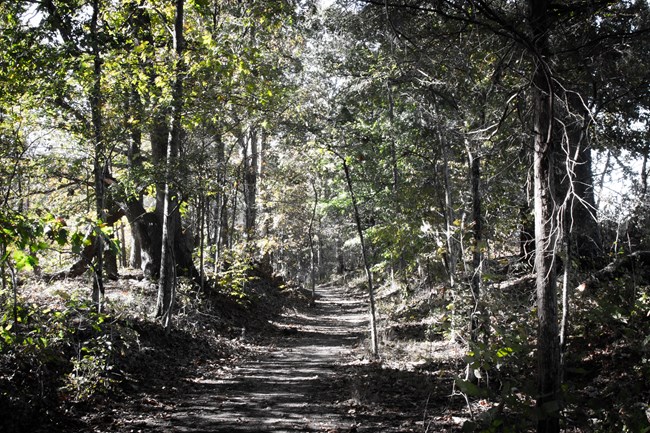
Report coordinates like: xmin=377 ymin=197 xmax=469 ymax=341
xmin=53 ymin=283 xmax=468 ymax=433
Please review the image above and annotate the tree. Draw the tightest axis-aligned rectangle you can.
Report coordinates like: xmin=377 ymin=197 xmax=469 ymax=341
xmin=90 ymin=0 xmax=106 ymax=312
xmin=338 ymin=150 xmax=379 ymax=357
xmin=156 ymin=0 xmax=185 ymax=329
xmin=528 ymin=1 xmax=561 ymax=429
xmin=308 ymin=177 xmax=319 ymax=300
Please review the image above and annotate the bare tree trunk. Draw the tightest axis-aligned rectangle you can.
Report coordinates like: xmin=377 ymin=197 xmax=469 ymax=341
xmin=105 ymin=237 xmax=118 ymax=280
xmin=152 ymin=113 xmax=170 ymax=221
xmin=530 ymin=1 xmax=561 ymax=430
xmin=199 ymin=194 xmax=206 ymax=293
xmin=122 ymin=198 xmax=161 ymax=277
xmin=386 ymin=82 xmax=399 ymax=197
xmin=559 ymin=224 xmax=570 ymax=382
xmin=210 ymin=135 xmax=227 ymax=272
xmin=440 ymin=132 xmax=458 ymax=289
xmin=214 ymin=192 xmax=227 ymax=273
xmin=317 ymin=217 xmax=324 ymax=281
xmin=520 ymin=183 xmax=535 ymax=262
xmin=90 ymin=0 xmax=104 ymax=312
xmin=595 ymin=150 xmax=611 ymax=210
xmin=229 ymin=174 xmax=238 ymax=249
xmin=129 ymin=230 xmax=142 ymax=269
xmin=156 ymin=0 xmax=185 ymax=330
xmin=243 ymin=127 xmax=258 ymax=242
xmin=126 ymin=81 xmax=143 ymax=270
xmin=565 ymin=92 xmax=602 ymax=267
xmin=119 ymin=223 xmax=127 ymax=268
xmin=340 ymin=155 xmax=379 ymax=358
xmin=308 ymin=179 xmax=319 ymax=301
xmin=467 ymin=143 xmax=483 ymax=343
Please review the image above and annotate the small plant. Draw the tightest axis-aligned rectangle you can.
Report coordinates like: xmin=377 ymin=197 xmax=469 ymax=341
xmin=454 ymin=311 xmax=538 ymax=432
xmin=0 ymin=294 xmax=125 ymax=407
xmin=64 ymin=332 xmax=116 ymax=402
xmin=214 ymin=247 xmax=258 ymax=303
xmin=57 ymin=297 xmax=124 ymax=402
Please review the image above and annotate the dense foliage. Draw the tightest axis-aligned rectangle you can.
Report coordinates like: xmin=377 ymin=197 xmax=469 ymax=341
xmin=1 ymin=0 xmax=649 ymax=432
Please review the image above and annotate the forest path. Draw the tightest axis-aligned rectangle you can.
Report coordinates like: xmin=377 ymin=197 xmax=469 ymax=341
xmin=138 ymin=284 xmax=369 ymax=432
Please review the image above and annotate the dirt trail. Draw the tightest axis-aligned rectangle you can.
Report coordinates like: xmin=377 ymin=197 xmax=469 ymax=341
xmin=135 ymin=284 xmax=369 ymax=432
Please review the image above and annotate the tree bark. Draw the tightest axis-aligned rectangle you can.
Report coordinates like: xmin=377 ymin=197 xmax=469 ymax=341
xmin=198 ymin=194 xmax=206 ymax=292
xmin=529 ymin=0 xmax=561 ymax=430
xmin=126 ymin=82 xmax=144 ymax=269
xmin=121 ymin=198 xmax=161 ymax=277
xmin=340 ymin=155 xmax=379 ymax=358
xmin=129 ymin=226 xmax=142 ymax=269
xmin=156 ymin=0 xmax=185 ymax=330
xmin=212 ymin=135 xmax=226 ymax=271
xmin=121 ymin=199 xmax=197 ymax=283
xmin=641 ymin=146 xmax=648 ymax=199
xmin=520 ymin=198 xmax=535 ymax=262
xmin=90 ymin=0 xmax=104 ymax=312
xmin=308 ymin=178 xmax=319 ymax=301
xmin=243 ymin=127 xmax=258 ymax=242
xmin=440 ymin=129 xmax=458 ymax=289
xmin=152 ymin=114 xmax=170 ymax=221
xmin=118 ymin=223 xmax=127 ymax=268
xmin=566 ymin=92 xmax=602 ymax=267
xmin=467 ymin=143 xmax=483 ymax=343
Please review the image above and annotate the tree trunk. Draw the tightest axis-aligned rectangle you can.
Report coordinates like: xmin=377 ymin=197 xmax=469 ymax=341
xmin=229 ymin=164 xmax=239 ymax=248
xmin=559 ymin=223 xmax=571 ymax=379
xmin=308 ymin=179 xmax=319 ymax=301
xmin=440 ymin=130 xmax=458 ymax=289
xmin=90 ymin=0 xmax=104 ymax=312
xmin=387 ymin=82 xmax=399 ymax=197
xmin=467 ymin=143 xmax=483 ymax=343
xmin=529 ymin=0 xmax=561 ymax=430
xmin=122 ymin=198 xmax=162 ymax=277
xmin=243 ymin=127 xmax=258 ymax=242
xmin=105 ymin=244 xmax=118 ymax=280
xmin=198 ymin=194 xmax=206 ymax=292
xmin=126 ymin=79 xmax=144 ymax=270
xmin=340 ymin=155 xmax=379 ymax=358
xmin=566 ymin=92 xmax=602 ymax=267
xmin=156 ymin=0 xmax=185 ymax=330
xmin=119 ymin=223 xmax=127 ymax=268
xmin=212 ymin=135 xmax=226 ymax=271
xmin=129 ymin=229 xmax=142 ymax=269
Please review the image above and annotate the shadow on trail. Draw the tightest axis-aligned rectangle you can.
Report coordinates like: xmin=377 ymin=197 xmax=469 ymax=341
xmin=118 ymin=285 xmax=463 ymax=433
xmin=163 ymin=285 xmax=369 ymax=432
xmin=328 ymin=359 xmax=465 ymax=432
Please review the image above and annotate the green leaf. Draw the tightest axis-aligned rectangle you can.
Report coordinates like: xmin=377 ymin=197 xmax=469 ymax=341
xmin=13 ymin=249 xmax=37 ymax=271
xmin=496 ymin=347 xmax=513 ymax=358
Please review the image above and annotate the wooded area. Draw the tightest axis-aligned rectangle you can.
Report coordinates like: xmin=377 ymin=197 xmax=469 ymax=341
xmin=1 ymin=0 xmax=649 ymax=432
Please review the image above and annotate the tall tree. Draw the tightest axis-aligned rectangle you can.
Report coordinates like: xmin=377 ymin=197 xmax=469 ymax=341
xmin=156 ymin=0 xmax=185 ymax=329
xmin=528 ymin=0 xmax=561 ymax=429
xmin=90 ymin=0 xmax=106 ymax=312
xmin=338 ymin=151 xmax=379 ymax=357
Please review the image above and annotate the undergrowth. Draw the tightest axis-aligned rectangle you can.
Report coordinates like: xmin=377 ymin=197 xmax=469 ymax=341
xmin=0 ymin=292 xmax=128 ymax=431
xmin=0 ymin=257 xmax=295 ymax=433
xmin=375 ymin=269 xmax=650 ymax=433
